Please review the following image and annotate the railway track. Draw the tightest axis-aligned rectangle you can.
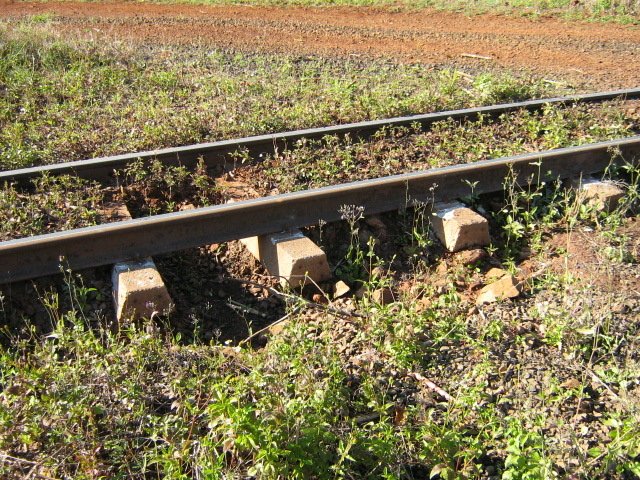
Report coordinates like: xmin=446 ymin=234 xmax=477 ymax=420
xmin=2 ymin=87 xmax=640 ymax=184
xmin=1 ymin=136 xmax=639 ymax=284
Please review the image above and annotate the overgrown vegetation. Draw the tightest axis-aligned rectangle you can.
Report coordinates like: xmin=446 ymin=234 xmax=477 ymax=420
xmin=116 ymin=159 xmax=221 ymax=217
xmin=1 ymin=10 xmax=640 ymax=480
xmin=0 ymin=20 xmax=555 ymax=171
xmin=0 ymin=162 xmax=639 ymax=478
xmin=2 ymin=99 xmax=637 ymax=240
xmin=248 ymin=102 xmax=639 ymax=193
xmin=0 ymin=159 xmax=223 ymax=240
xmin=0 ymin=174 xmax=102 ymax=241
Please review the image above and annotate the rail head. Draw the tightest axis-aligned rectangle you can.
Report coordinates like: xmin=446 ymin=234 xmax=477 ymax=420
xmin=2 ymin=87 xmax=640 ymax=184
xmin=1 ymin=136 xmax=639 ymax=284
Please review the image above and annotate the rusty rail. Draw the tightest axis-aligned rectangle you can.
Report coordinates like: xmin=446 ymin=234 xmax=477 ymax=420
xmin=2 ymin=87 xmax=640 ymax=184
xmin=1 ymin=136 xmax=638 ymax=283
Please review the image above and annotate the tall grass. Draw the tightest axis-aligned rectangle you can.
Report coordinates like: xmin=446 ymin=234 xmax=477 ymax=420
xmin=0 ymin=20 xmax=553 ymax=170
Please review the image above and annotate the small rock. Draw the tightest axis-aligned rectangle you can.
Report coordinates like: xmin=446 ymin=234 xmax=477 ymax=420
xmin=572 ymin=178 xmax=625 ymax=212
xmin=312 ymin=293 xmax=328 ymax=304
xmin=333 ymin=280 xmax=351 ymax=298
xmin=453 ymin=248 xmax=487 ymax=266
xmin=372 ymin=287 xmax=395 ymax=305
xmin=561 ymin=378 xmax=581 ymax=390
xmin=476 ymin=274 xmax=521 ymax=305
xmin=365 ymin=216 xmax=386 ymax=230
xmin=485 ymin=267 xmax=509 ymax=282
xmin=431 ymin=202 xmax=490 ymax=252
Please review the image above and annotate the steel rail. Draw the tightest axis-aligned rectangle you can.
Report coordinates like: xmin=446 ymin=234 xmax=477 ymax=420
xmin=2 ymin=87 xmax=640 ymax=184
xmin=1 ymin=136 xmax=639 ymax=284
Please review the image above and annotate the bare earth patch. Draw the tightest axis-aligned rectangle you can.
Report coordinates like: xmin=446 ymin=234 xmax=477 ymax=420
xmin=1 ymin=0 xmax=639 ymax=89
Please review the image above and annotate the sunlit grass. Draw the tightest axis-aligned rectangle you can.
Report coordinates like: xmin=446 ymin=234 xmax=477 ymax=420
xmin=0 ymin=20 xmax=556 ymax=170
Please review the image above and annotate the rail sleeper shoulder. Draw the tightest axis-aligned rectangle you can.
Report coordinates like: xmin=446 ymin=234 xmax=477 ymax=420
xmin=221 ymin=180 xmax=332 ymax=287
xmin=569 ymin=176 xmax=625 ymax=212
xmin=431 ymin=201 xmax=491 ymax=252
xmin=240 ymin=231 xmax=332 ymax=288
xmin=104 ymin=203 xmax=174 ymax=320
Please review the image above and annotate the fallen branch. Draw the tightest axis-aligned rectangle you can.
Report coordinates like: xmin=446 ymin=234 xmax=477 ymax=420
xmin=411 ymin=373 xmax=453 ymax=402
xmin=461 ymin=53 xmax=493 ymax=60
xmin=239 ymin=306 xmax=301 ymax=346
xmin=224 ymin=277 xmax=367 ymax=319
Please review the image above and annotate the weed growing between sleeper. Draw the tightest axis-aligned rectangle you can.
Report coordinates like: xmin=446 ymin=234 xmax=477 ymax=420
xmin=0 ymin=162 xmax=638 ymax=478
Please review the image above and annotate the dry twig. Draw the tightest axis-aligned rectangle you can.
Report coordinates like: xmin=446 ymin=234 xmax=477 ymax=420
xmin=0 ymin=452 xmax=56 ymax=480
xmin=411 ymin=373 xmax=453 ymax=402
xmin=239 ymin=306 xmax=301 ymax=346
xmin=461 ymin=53 xmax=493 ymax=60
xmin=225 ymin=277 xmax=367 ymax=319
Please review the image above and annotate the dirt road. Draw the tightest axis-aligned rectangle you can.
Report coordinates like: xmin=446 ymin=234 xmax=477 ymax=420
xmin=1 ymin=1 xmax=639 ymax=88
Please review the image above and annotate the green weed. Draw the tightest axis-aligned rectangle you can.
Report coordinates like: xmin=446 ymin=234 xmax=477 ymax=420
xmin=590 ymin=415 xmax=640 ymax=477
xmin=256 ymin=102 xmax=637 ymax=195
xmin=0 ymin=174 xmax=103 ymax=240
xmin=116 ymin=158 xmax=220 ymax=216
xmin=0 ymin=22 xmax=557 ymax=171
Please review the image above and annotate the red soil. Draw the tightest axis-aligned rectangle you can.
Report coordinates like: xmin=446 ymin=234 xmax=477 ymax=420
xmin=1 ymin=1 xmax=639 ymax=88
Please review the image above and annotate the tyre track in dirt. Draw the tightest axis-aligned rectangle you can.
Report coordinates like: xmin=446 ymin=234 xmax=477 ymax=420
xmin=1 ymin=1 xmax=639 ymax=88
